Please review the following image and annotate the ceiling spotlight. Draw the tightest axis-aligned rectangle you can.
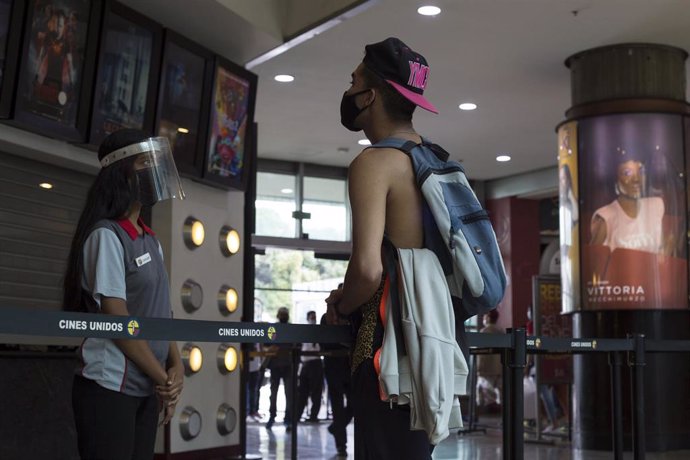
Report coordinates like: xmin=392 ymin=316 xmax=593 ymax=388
xmin=181 ymin=343 xmax=203 ymax=376
xmin=274 ymin=74 xmax=295 ymax=82
xmin=496 ymin=155 xmax=512 ymax=162
xmin=219 ymin=226 xmax=240 ymax=257
xmin=39 ymin=182 xmax=53 ymax=189
xmin=183 ymin=217 xmax=205 ymax=249
xmin=358 ymin=139 xmax=371 ymax=146
xmin=458 ymin=103 xmax=477 ymax=111
xmin=417 ymin=5 xmax=441 ymax=16
xmin=177 ymin=127 xmax=189 ymax=134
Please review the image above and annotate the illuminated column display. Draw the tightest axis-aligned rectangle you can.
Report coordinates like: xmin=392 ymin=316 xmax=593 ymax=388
xmin=559 ymin=114 xmax=688 ymax=311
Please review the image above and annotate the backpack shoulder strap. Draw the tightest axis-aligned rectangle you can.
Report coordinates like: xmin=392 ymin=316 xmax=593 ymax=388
xmin=369 ymin=137 xmax=418 ymax=154
xmin=369 ymin=136 xmax=451 ymax=163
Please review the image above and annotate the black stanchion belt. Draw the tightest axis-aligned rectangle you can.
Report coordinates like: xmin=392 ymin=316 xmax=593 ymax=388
xmin=0 ymin=308 xmax=352 ymax=344
xmin=1 ymin=307 xmax=689 ymax=353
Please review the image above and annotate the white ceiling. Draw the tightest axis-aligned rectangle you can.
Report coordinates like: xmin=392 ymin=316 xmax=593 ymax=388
xmin=249 ymin=0 xmax=690 ymax=180
xmin=121 ymin=0 xmax=690 ymax=182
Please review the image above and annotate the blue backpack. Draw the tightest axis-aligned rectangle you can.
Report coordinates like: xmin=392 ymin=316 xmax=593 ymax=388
xmin=370 ymin=137 xmax=507 ymax=322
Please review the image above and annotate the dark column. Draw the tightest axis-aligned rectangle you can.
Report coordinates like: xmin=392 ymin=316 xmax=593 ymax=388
xmin=486 ymin=197 xmax=540 ymax=329
xmin=562 ymin=44 xmax=690 ymax=452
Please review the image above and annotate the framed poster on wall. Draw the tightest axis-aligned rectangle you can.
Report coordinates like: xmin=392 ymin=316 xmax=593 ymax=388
xmin=0 ymin=0 xmax=27 ymax=118
xmin=155 ymin=30 xmax=212 ymax=178
xmin=88 ymin=0 xmax=162 ymax=146
xmin=202 ymin=55 xmax=257 ymax=191
xmin=12 ymin=0 xmax=101 ymax=141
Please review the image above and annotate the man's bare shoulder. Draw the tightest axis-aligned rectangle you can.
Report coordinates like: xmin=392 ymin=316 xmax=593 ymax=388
xmin=350 ymin=147 xmax=409 ymax=175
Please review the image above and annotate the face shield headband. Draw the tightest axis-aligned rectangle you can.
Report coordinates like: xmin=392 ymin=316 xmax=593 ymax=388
xmin=100 ymin=137 xmax=186 ymax=205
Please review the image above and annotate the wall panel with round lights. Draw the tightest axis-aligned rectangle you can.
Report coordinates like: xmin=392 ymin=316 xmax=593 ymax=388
xmin=151 ymin=181 xmax=245 ymax=453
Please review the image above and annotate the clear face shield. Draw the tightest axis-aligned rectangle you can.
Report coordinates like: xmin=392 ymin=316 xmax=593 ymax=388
xmin=100 ymin=137 xmax=185 ymax=206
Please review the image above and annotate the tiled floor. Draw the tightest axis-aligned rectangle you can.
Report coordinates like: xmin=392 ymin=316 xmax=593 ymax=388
xmin=246 ymin=416 xmax=690 ymax=460
xmin=247 ymin=384 xmax=690 ymax=459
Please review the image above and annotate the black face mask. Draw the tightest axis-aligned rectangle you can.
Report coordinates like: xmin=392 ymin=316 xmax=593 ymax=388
xmin=340 ymin=89 xmax=372 ymax=132
xmin=134 ymin=169 xmax=159 ymax=207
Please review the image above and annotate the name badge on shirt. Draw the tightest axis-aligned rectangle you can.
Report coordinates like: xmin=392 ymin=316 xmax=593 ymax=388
xmin=135 ymin=252 xmax=152 ymax=267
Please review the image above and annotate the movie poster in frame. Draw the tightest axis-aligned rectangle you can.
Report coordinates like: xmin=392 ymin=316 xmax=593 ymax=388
xmin=202 ymin=55 xmax=257 ymax=191
xmin=88 ymin=0 xmax=162 ymax=146
xmin=155 ymin=30 xmax=212 ymax=178
xmin=0 ymin=0 xmax=26 ymax=118
xmin=12 ymin=0 xmax=101 ymax=141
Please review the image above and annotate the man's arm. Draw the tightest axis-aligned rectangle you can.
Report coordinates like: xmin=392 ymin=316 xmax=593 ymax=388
xmin=337 ymin=150 xmax=389 ymax=315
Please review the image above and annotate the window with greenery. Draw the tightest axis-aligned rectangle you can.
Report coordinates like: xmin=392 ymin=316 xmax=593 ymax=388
xmin=254 ymin=248 xmax=348 ymax=323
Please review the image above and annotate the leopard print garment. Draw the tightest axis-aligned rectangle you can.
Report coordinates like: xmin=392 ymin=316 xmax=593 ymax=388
xmin=350 ymin=277 xmax=386 ymax=374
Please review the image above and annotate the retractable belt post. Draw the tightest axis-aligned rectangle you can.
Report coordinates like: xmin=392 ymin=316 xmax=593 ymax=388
xmin=628 ymin=333 xmax=646 ymax=460
xmin=291 ymin=346 xmax=299 ymax=460
xmin=501 ymin=345 xmax=512 ymax=460
xmin=509 ymin=328 xmax=526 ymax=460
xmin=609 ymin=350 xmax=624 ymax=460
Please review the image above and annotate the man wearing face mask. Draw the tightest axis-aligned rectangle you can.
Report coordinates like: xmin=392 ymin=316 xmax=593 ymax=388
xmin=265 ymin=307 xmax=294 ymax=430
xmin=295 ymin=311 xmax=324 ymax=423
xmin=590 ymin=151 xmax=665 ymax=254
xmin=325 ymin=37 xmax=438 ymax=459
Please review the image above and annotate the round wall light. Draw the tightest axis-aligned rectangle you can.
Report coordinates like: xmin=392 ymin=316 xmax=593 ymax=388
xmin=219 ymin=226 xmax=240 ymax=256
xmin=217 ymin=344 xmax=238 ymax=374
xmin=183 ymin=217 xmax=205 ymax=249
xmin=216 ymin=404 xmax=237 ymax=435
xmin=218 ymin=285 xmax=238 ymax=315
xmin=181 ymin=279 xmax=203 ymax=313
xmin=181 ymin=343 xmax=203 ymax=376
xmin=179 ymin=406 xmax=202 ymax=440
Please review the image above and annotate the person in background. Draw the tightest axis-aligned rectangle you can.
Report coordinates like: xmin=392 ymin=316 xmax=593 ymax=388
xmin=246 ymin=342 xmax=263 ymax=420
xmin=265 ymin=307 xmax=294 ymax=431
xmin=476 ymin=310 xmax=503 ymax=410
xmin=296 ymin=311 xmax=324 ymax=423
xmin=321 ymin=283 xmax=353 ymax=458
xmin=63 ymin=129 xmax=185 ymax=460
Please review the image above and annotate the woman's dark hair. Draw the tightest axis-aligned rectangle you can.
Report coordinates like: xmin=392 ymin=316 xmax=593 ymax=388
xmin=62 ymin=129 xmax=149 ymax=311
xmin=361 ymin=65 xmax=416 ymax=122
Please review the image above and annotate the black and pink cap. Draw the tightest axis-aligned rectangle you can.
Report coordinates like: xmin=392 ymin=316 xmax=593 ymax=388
xmin=363 ymin=37 xmax=438 ymax=114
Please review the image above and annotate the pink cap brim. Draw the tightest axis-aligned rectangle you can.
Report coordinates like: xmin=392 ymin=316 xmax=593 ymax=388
xmin=387 ymin=79 xmax=439 ymax=114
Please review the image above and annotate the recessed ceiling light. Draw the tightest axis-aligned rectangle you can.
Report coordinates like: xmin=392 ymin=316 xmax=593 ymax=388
xmin=281 ymin=188 xmax=293 ymax=194
xmin=358 ymin=139 xmax=371 ymax=146
xmin=459 ymin=103 xmax=477 ymax=111
xmin=496 ymin=155 xmax=512 ymax=162
xmin=177 ymin=127 xmax=189 ymax=134
xmin=39 ymin=182 xmax=53 ymax=189
xmin=417 ymin=5 xmax=441 ymax=16
xmin=274 ymin=74 xmax=294 ymax=82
